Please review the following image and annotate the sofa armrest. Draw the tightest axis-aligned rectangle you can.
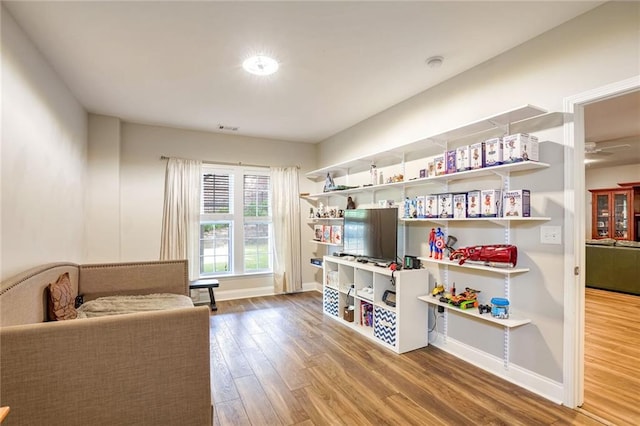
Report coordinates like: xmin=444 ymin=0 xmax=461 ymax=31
xmin=79 ymin=259 xmax=189 ymax=301
xmin=0 ymin=306 xmax=212 ymax=426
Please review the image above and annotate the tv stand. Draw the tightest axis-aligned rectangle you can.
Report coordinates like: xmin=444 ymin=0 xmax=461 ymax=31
xmin=323 ymin=256 xmax=429 ymax=353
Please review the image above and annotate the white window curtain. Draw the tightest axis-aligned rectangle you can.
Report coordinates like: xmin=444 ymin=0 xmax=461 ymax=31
xmin=271 ymin=166 xmax=302 ymax=293
xmin=160 ymin=157 xmax=202 ymax=281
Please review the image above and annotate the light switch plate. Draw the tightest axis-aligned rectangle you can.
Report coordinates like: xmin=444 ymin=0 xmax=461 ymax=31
xmin=540 ymin=226 xmax=562 ymax=244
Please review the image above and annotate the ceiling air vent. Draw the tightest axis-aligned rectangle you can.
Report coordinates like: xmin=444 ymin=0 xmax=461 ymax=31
xmin=218 ymin=124 xmax=239 ymax=131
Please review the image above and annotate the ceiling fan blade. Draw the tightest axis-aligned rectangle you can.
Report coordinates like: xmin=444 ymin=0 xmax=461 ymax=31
xmin=585 ymin=150 xmax=613 ymax=156
xmin=599 ymin=144 xmax=631 ymax=151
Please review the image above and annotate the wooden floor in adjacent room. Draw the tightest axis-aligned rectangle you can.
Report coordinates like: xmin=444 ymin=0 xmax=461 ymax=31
xmin=581 ymin=287 xmax=640 ymax=426
xmin=209 ymin=291 xmax=607 ymax=426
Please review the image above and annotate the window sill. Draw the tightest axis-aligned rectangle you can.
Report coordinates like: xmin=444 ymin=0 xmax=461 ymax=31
xmin=198 ymin=271 xmax=274 ymax=280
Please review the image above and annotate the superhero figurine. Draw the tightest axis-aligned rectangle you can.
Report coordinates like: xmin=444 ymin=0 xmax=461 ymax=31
xmin=434 ymin=227 xmax=446 ymax=260
xmin=428 ymin=228 xmax=436 ymax=258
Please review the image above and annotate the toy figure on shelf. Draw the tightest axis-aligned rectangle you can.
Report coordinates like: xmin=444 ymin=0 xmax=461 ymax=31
xmin=323 ymin=173 xmax=335 ymax=192
xmin=434 ymin=227 xmax=446 ymax=260
xmin=428 ymin=228 xmax=436 ymax=257
xmin=346 ymin=196 xmax=356 ymax=210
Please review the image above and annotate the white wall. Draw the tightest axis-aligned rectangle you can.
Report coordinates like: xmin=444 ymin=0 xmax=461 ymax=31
xmin=585 ymin=163 xmax=640 ymax=238
xmin=86 ymin=115 xmax=121 ymax=262
xmin=313 ymin=1 xmax=639 ymax=399
xmin=1 ymin=7 xmax=87 ymax=281
xmin=86 ymin=119 xmax=318 ymax=296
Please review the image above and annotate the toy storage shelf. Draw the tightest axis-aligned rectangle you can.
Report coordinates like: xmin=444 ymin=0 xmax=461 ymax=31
xmin=311 ymin=240 xmax=342 ymax=247
xmin=402 ymin=217 xmax=551 ymax=226
xmin=417 ymin=296 xmax=531 ymax=328
xmin=322 ymin=256 xmax=429 ymax=354
xmin=305 ymin=104 xmax=548 ymax=181
xmin=417 ymin=257 xmax=530 ymax=275
xmin=304 ymin=161 xmax=550 ymax=199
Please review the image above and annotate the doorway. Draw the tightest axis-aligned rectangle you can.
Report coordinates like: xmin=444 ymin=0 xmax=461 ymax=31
xmin=563 ymin=76 xmax=640 ymax=415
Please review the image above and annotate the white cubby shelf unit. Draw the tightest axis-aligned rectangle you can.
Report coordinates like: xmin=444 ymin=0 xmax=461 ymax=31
xmin=322 ymin=256 xmax=430 ymax=354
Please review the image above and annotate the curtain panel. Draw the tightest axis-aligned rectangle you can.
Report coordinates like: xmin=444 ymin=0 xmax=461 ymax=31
xmin=160 ymin=157 xmax=202 ymax=281
xmin=271 ymin=166 xmax=302 ymax=293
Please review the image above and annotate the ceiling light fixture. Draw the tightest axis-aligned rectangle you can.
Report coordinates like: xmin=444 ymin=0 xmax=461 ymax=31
xmin=242 ymin=55 xmax=279 ymax=76
xmin=426 ymin=56 xmax=444 ymax=68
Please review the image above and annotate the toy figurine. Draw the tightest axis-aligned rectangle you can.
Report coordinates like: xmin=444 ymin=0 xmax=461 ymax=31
xmin=428 ymin=228 xmax=436 ymax=258
xmin=434 ymin=227 xmax=446 ymax=260
xmin=346 ymin=196 xmax=356 ymax=210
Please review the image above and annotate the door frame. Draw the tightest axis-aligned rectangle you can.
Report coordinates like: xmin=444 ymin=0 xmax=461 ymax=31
xmin=562 ymin=75 xmax=640 ymax=407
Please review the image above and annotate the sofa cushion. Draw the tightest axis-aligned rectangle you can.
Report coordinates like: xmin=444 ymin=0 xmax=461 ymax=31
xmin=47 ymin=272 xmax=78 ymax=321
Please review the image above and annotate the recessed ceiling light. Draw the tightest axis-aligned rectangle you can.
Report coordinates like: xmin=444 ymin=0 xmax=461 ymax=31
xmin=242 ymin=55 xmax=279 ymax=76
xmin=426 ymin=56 xmax=444 ymax=68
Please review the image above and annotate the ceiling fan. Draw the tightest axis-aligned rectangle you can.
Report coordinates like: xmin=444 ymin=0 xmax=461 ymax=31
xmin=584 ymin=141 xmax=631 ymax=156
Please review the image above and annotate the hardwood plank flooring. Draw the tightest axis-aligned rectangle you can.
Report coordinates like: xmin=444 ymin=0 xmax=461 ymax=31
xmin=210 ymin=292 xmax=605 ymax=426
xmin=582 ymin=288 xmax=640 ymax=425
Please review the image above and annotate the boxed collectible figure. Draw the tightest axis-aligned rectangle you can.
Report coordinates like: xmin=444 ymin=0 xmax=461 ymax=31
xmin=467 ymin=190 xmax=481 ymax=218
xmin=425 ymin=194 xmax=438 ymax=218
xmin=456 ymin=145 xmax=471 ymax=172
xmin=331 ymin=225 xmax=343 ymax=244
xmin=426 ymin=155 xmax=437 ymax=178
xmin=453 ymin=193 xmax=467 ymax=219
xmin=481 ymin=189 xmax=502 ymax=217
xmin=469 ymin=142 xmax=485 ymax=169
xmin=503 ymin=190 xmax=531 ymax=217
xmin=503 ymin=133 xmax=539 ymax=163
xmin=446 ymin=150 xmax=457 ymax=174
xmin=438 ymin=193 xmax=453 ymax=218
xmin=434 ymin=154 xmax=446 ymax=176
xmin=322 ymin=225 xmax=332 ymax=242
xmin=416 ymin=196 xmax=426 ymax=218
xmin=484 ymin=137 xmax=503 ymax=167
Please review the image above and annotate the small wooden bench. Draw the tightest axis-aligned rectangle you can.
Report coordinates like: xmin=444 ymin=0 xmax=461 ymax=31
xmin=189 ymin=278 xmax=219 ymax=311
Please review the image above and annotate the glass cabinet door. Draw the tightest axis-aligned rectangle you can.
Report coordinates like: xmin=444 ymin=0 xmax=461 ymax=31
xmin=595 ymin=194 xmax=609 ymax=238
xmin=613 ymin=192 xmax=629 ymax=239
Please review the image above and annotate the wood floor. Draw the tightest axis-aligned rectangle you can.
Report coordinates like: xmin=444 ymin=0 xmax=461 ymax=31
xmin=582 ymin=287 xmax=640 ymax=425
xmin=208 ymin=291 xmax=615 ymax=426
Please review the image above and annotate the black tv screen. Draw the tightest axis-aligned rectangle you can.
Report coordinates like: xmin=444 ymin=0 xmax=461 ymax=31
xmin=342 ymin=207 xmax=398 ymax=262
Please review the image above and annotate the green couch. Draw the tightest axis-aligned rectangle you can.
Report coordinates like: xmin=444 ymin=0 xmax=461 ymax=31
xmin=586 ymin=244 xmax=640 ymax=295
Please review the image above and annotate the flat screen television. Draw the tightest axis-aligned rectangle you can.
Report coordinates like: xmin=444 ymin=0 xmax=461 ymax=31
xmin=342 ymin=207 xmax=398 ymax=263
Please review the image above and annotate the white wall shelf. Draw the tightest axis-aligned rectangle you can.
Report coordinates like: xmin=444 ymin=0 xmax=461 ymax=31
xmin=311 ymin=240 xmax=342 ymax=247
xmin=417 ymin=295 xmax=531 ymax=328
xmin=305 ymin=104 xmax=548 ymax=181
xmin=305 ymin=161 xmax=550 ymax=198
xmin=403 ymin=216 xmax=551 ymax=227
xmin=417 ymin=257 xmax=529 ymax=274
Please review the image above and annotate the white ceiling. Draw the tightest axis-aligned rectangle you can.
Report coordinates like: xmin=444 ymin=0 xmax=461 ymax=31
xmin=584 ymin=90 xmax=640 ymax=169
xmin=4 ymin=0 xmax=605 ymax=144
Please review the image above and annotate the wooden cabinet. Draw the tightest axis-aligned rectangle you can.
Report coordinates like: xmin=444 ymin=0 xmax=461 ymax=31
xmin=589 ymin=183 xmax=640 ymax=241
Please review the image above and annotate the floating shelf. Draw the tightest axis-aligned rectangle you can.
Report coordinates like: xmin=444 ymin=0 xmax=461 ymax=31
xmin=418 ymin=257 xmax=529 ymax=274
xmin=310 ymin=240 xmax=343 ymax=247
xmin=417 ymin=295 xmax=531 ymax=328
xmin=403 ymin=216 xmax=551 ymax=227
xmin=304 ymin=160 xmax=550 ymax=198
xmin=305 ymin=105 xmax=548 ymax=181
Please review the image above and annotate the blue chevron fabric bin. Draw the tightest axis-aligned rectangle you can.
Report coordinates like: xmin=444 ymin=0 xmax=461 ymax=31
xmin=323 ymin=287 xmax=339 ymax=317
xmin=374 ymin=306 xmax=397 ymax=347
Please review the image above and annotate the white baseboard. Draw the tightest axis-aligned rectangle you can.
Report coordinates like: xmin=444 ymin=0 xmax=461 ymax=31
xmin=213 ymin=281 xmax=322 ymax=301
xmin=302 ymin=281 xmax=322 ymax=292
xmin=430 ymin=333 xmax=564 ymax=404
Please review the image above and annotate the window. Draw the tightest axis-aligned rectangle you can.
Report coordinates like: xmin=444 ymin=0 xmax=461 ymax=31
xmin=200 ymin=166 xmax=272 ymax=276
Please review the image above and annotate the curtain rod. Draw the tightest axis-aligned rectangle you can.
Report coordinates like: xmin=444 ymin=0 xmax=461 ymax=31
xmin=160 ymin=155 xmax=299 ymax=169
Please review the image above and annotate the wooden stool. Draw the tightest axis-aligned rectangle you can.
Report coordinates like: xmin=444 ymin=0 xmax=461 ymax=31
xmin=189 ymin=278 xmax=219 ymax=311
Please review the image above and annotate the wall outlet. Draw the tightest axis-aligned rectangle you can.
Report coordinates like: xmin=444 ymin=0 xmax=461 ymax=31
xmin=540 ymin=226 xmax=562 ymax=244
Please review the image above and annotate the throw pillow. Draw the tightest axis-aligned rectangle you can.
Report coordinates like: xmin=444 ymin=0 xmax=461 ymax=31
xmin=47 ymin=272 xmax=78 ymax=321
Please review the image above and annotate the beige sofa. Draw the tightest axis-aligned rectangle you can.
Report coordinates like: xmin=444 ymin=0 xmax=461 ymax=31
xmin=0 ymin=260 xmax=212 ymax=426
